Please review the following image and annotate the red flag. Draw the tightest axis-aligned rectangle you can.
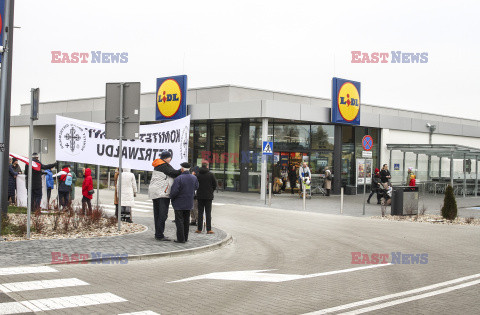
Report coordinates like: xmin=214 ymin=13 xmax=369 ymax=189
xmin=9 ymin=153 xmax=41 ymax=171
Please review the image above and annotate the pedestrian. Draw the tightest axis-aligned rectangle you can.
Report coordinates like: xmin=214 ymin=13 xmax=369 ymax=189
xmin=190 ymin=165 xmax=200 ymax=226
xmin=288 ymin=165 xmax=297 ymax=194
xmin=409 ymin=174 xmax=416 ymax=187
xmin=120 ymin=168 xmax=137 ymax=223
xmin=380 ymin=164 xmax=391 ymax=185
xmin=280 ymin=166 xmax=288 ymax=192
xmin=8 ymin=159 xmax=18 ymax=205
xmin=24 ymin=153 xmax=56 ymax=210
xmin=58 ymin=165 xmax=73 ymax=210
xmin=273 ymin=161 xmax=282 ymax=194
xmin=298 ymin=162 xmax=311 ymax=195
xmin=195 ymin=161 xmax=217 ymax=234
xmin=70 ymin=169 xmax=77 ymax=203
xmin=324 ymin=167 xmax=332 ymax=196
xmin=12 ymin=158 xmax=22 ymax=174
xmin=148 ymin=151 xmax=181 ymax=241
xmin=45 ymin=168 xmax=54 ymax=209
xmin=367 ymin=168 xmax=381 ymax=204
xmin=170 ymin=162 xmax=199 ymax=243
xmin=81 ymin=168 xmax=94 ymax=215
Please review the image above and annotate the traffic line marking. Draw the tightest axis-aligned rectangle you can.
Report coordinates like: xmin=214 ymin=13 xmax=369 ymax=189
xmin=0 ymin=278 xmax=88 ymax=293
xmin=304 ymin=272 xmax=480 ymax=314
xmin=169 ymin=264 xmax=392 ymax=283
xmin=0 ymin=266 xmax=58 ymax=276
xmin=0 ymin=292 xmax=127 ymax=314
xmin=338 ymin=279 xmax=480 ymax=315
xmin=101 ymin=204 xmax=151 ymax=213
xmin=118 ymin=311 xmax=160 ymax=315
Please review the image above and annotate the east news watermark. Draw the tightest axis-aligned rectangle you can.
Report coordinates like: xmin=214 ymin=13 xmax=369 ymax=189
xmin=351 ymin=252 xmax=428 ymax=264
xmin=51 ymin=51 xmax=128 ymax=63
xmin=351 ymin=51 xmax=428 ymax=63
xmin=51 ymin=252 xmax=129 ymax=264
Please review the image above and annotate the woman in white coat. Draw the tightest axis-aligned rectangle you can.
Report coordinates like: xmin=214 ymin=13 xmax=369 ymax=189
xmin=120 ymin=168 xmax=137 ymax=223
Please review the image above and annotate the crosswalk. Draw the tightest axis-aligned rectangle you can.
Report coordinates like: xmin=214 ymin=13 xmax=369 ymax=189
xmin=0 ymin=266 xmax=159 ymax=314
xmin=100 ymin=200 xmax=226 ymax=214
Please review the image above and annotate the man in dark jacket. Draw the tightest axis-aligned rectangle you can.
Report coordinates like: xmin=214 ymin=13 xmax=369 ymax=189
xmin=25 ymin=153 xmax=56 ymax=210
xmin=170 ymin=162 xmax=199 ymax=243
xmin=148 ymin=150 xmax=182 ymax=241
xmin=8 ymin=159 xmax=19 ymax=205
xmin=367 ymin=168 xmax=382 ymax=204
xmin=195 ymin=162 xmax=217 ymax=234
xmin=380 ymin=164 xmax=391 ymax=185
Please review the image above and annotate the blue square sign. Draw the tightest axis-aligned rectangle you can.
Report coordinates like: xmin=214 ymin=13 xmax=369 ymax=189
xmin=263 ymin=141 xmax=273 ymax=155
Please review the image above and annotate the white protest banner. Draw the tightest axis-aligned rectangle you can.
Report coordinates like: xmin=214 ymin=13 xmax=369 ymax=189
xmin=55 ymin=115 xmax=190 ymax=171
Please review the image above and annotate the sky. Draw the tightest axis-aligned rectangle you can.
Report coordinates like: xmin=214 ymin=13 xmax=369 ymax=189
xmin=9 ymin=0 xmax=480 ymax=120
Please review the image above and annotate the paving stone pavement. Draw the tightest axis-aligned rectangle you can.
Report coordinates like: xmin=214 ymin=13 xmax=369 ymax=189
xmin=0 ymin=209 xmax=227 ymax=267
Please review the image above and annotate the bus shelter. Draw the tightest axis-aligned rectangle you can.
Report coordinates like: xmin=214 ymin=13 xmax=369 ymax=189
xmin=386 ymin=144 xmax=480 ymax=197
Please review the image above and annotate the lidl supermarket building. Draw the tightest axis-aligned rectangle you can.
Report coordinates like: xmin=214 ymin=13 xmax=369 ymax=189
xmin=9 ymin=84 xmax=480 ymax=195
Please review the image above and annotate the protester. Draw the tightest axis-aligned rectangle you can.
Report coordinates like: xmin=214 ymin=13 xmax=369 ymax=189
xmin=58 ymin=165 xmax=73 ymax=210
xmin=298 ymin=162 xmax=311 ymax=195
xmin=148 ymin=151 xmax=181 ymax=241
xmin=367 ymin=168 xmax=381 ymax=204
xmin=190 ymin=165 xmax=200 ymax=226
xmin=195 ymin=161 xmax=217 ymax=234
xmin=82 ymin=168 xmax=94 ymax=215
xmin=120 ymin=168 xmax=137 ymax=223
xmin=288 ymin=165 xmax=297 ymax=194
xmin=70 ymin=169 xmax=77 ymax=203
xmin=45 ymin=168 xmax=54 ymax=209
xmin=24 ymin=153 xmax=56 ymax=210
xmin=409 ymin=174 xmax=416 ymax=187
xmin=380 ymin=164 xmax=391 ymax=184
xmin=8 ymin=160 xmax=18 ymax=205
xmin=12 ymin=158 xmax=22 ymax=174
xmin=170 ymin=162 xmax=199 ymax=243
xmin=324 ymin=167 xmax=332 ymax=196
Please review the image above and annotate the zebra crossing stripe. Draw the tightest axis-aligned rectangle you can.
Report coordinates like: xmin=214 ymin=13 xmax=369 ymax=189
xmin=118 ymin=311 xmax=160 ymax=315
xmin=0 ymin=266 xmax=58 ymax=276
xmin=0 ymin=292 xmax=127 ymax=314
xmin=0 ymin=278 xmax=88 ymax=293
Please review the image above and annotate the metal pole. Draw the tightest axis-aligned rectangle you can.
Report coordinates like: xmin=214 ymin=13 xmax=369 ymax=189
xmin=439 ymin=157 xmax=442 ymax=178
xmin=26 ymin=90 xmax=34 ymax=238
xmin=463 ymin=153 xmax=466 ymax=198
xmin=117 ymin=83 xmax=124 ymax=231
xmin=302 ymin=181 xmax=306 ymax=211
xmin=137 ymin=173 xmax=141 ymax=193
xmin=96 ymin=165 xmax=100 ymax=206
xmin=107 ymin=171 xmax=111 ymax=190
xmin=340 ymin=187 xmax=344 ymax=214
xmin=389 ymin=149 xmax=392 ymax=171
xmin=0 ymin=0 xmax=15 ymax=222
xmin=475 ymin=156 xmax=478 ymax=197
xmin=362 ymin=160 xmax=367 ymax=215
xmin=402 ymin=152 xmax=406 ymax=185
xmin=260 ymin=118 xmax=268 ymax=201
xmin=415 ymin=154 xmax=419 ymax=176
xmin=268 ymin=182 xmax=272 ymax=207
xmin=450 ymin=152 xmax=454 ymax=187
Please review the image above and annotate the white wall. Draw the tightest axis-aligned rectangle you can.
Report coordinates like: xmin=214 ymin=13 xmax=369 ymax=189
xmin=9 ymin=126 xmax=29 ymax=157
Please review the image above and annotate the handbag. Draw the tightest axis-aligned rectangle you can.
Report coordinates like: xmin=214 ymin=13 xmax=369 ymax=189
xmin=88 ymin=189 xmax=95 ymax=195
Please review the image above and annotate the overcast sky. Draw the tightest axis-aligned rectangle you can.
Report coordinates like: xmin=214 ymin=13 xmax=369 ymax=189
xmin=10 ymin=0 xmax=480 ymax=120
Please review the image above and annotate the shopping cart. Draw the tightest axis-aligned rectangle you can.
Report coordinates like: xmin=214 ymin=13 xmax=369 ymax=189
xmin=311 ymin=177 xmax=326 ymax=196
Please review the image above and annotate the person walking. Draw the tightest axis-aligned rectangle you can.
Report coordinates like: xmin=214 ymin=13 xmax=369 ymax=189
xmin=148 ymin=151 xmax=181 ymax=241
xmin=8 ymin=160 xmax=18 ymax=205
xmin=24 ymin=153 xmax=56 ymax=210
xmin=45 ymin=168 xmax=54 ymax=209
xmin=324 ymin=167 xmax=332 ymax=196
xmin=120 ymin=168 xmax=137 ymax=223
xmin=58 ymin=165 xmax=73 ymax=210
xmin=170 ymin=162 xmax=199 ymax=243
xmin=367 ymin=168 xmax=381 ymax=204
xmin=380 ymin=164 xmax=391 ymax=185
xmin=190 ymin=165 xmax=200 ymax=226
xmin=280 ymin=166 xmax=288 ymax=192
xmin=409 ymin=174 xmax=416 ymax=187
xmin=81 ymin=168 xmax=94 ymax=215
xmin=195 ymin=162 xmax=217 ymax=234
xmin=288 ymin=165 xmax=297 ymax=194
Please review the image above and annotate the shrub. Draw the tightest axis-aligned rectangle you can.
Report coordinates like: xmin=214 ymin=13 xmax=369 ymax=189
xmin=441 ymin=185 xmax=457 ymax=221
xmin=32 ymin=209 xmax=46 ymax=234
xmin=465 ymin=217 xmax=475 ymax=224
xmin=106 ymin=215 xmax=118 ymax=228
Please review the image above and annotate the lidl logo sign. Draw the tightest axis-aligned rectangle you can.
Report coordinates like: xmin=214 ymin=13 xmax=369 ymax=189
xmin=156 ymin=75 xmax=187 ymax=121
xmin=331 ymin=77 xmax=361 ymax=125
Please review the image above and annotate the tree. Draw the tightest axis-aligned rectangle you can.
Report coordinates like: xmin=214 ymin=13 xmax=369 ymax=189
xmin=441 ymin=185 xmax=457 ymax=220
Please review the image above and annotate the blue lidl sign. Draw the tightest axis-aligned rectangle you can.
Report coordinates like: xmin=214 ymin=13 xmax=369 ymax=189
xmin=331 ymin=77 xmax=361 ymax=125
xmin=156 ymin=75 xmax=187 ymax=121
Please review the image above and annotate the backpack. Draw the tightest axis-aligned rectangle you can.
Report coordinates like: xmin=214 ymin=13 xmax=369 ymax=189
xmin=65 ymin=173 xmax=73 ymax=186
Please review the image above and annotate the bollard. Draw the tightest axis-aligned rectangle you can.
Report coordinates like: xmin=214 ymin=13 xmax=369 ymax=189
xmin=268 ymin=183 xmax=272 ymax=207
xmin=107 ymin=171 xmax=111 ymax=190
xmin=340 ymin=187 xmax=344 ymax=214
xmin=303 ymin=182 xmax=306 ymax=211
xmin=138 ymin=174 xmax=141 ymax=193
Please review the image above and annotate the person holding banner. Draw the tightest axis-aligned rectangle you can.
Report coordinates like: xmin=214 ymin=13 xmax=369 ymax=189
xmin=148 ymin=151 xmax=181 ymax=241
xmin=58 ymin=165 xmax=73 ymax=210
xmin=24 ymin=153 xmax=57 ymax=210
xmin=8 ymin=159 xmax=18 ymax=205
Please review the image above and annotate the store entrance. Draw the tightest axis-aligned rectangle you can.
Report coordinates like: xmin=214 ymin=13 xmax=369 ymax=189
xmin=272 ymin=152 xmax=309 ymax=194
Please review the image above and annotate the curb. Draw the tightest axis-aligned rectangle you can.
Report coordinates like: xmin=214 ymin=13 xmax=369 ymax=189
xmin=44 ymin=231 xmax=233 ymax=266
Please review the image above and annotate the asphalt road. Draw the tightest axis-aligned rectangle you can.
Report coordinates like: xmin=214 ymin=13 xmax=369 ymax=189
xmin=1 ymin=203 xmax=479 ymax=314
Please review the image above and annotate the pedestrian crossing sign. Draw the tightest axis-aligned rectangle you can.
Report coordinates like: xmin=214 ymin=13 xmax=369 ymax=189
xmin=263 ymin=141 xmax=273 ymax=155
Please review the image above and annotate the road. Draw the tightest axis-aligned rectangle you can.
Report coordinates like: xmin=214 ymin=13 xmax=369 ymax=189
xmin=1 ymin=203 xmax=479 ymax=314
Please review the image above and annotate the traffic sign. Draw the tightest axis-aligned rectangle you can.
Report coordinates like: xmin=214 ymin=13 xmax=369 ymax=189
xmin=262 ymin=141 xmax=273 ymax=155
xmin=362 ymin=135 xmax=373 ymax=151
